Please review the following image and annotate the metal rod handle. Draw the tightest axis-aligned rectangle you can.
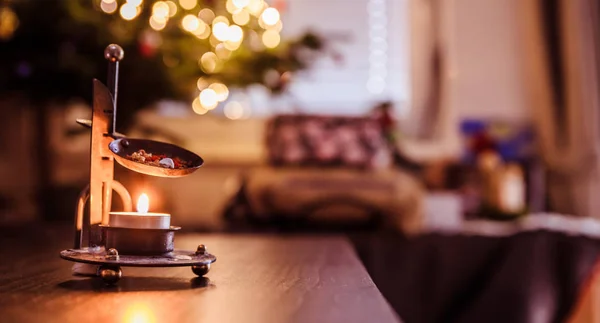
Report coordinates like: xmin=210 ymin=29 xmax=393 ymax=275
xmin=74 ymin=180 xmax=132 ymax=249
xmin=103 ymin=44 xmax=124 ymax=136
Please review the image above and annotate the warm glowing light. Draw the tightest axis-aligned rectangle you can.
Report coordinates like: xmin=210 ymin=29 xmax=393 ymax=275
xmin=149 ymin=16 xmax=167 ymax=30
xmin=232 ymin=10 xmax=250 ymax=25
xmin=247 ymin=0 xmax=265 ymax=16
xmin=101 ymin=0 xmax=118 ymax=14
xmin=224 ymin=40 xmax=241 ymax=51
xmin=262 ymin=30 xmax=280 ymax=48
xmin=261 ymin=18 xmax=283 ymax=31
xmin=215 ymin=44 xmax=232 ymax=59
xmin=0 ymin=7 xmax=18 ymax=40
xmin=227 ymin=25 xmax=243 ymax=42
xmin=197 ymin=78 xmax=209 ymax=90
xmin=152 ymin=1 xmax=170 ymax=18
xmin=166 ymin=1 xmax=178 ymax=17
xmin=224 ymin=101 xmax=245 ymax=120
xmin=137 ymin=193 xmax=150 ymax=213
xmin=198 ymin=8 xmax=216 ymax=24
xmin=123 ymin=302 xmax=157 ymax=323
xmin=212 ymin=22 xmax=230 ymax=41
xmin=212 ymin=16 xmax=229 ymax=25
xmin=191 ymin=21 xmax=207 ymax=36
xmin=127 ymin=0 xmax=143 ymax=6
xmin=226 ymin=0 xmax=242 ymax=14
xmin=260 ymin=7 xmax=279 ymax=25
xmin=181 ymin=14 xmax=200 ymax=32
xmin=200 ymin=52 xmax=218 ymax=73
xmin=179 ymin=0 xmax=197 ymax=10
xmin=192 ymin=98 xmax=208 ymax=115
xmin=209 ymin=35 xmax=221 ymax=48
xmin=233 ymin=0 xmax=251 ymax=9
xmin=269 ymin=20 xmax=283 ymax=32
xmin=194 ymin=25 xmax=211 ymax=39
xmin=199 ymin=89 xmax=218 ymax=109
xmin=209 ymin=83 xmax=229 ymax=102
xmin=120 ymin=3 xmax=138 ymax=20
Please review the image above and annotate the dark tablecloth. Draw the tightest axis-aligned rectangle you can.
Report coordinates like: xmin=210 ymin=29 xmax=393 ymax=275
xmin=352 ymin=230 xmax=600 ymax=323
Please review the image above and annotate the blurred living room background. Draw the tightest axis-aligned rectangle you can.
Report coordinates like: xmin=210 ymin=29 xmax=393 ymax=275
xmin=3 ymin=0 xmax=600 ymax=321
xmin=0 ymin=0 xmax=557 ymax=230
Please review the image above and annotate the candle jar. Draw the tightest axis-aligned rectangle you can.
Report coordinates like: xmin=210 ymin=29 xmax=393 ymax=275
xmin=102 ymin=225 xmax=181 ymax=255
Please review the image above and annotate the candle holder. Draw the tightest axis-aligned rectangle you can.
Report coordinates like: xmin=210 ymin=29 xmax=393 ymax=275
xmin=59 ymin=44 xmax=216 ymax=285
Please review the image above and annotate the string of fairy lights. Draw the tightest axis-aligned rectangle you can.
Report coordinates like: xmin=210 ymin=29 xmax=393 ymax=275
xmin=99 ymin=0 xmax=283 ymax=118
xmin=366 ymin=0 xmax=387 ymax=96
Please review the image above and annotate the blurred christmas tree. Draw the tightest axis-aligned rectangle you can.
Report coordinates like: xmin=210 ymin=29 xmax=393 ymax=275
xmin=0 ymin=0 xmax=327 ymax=125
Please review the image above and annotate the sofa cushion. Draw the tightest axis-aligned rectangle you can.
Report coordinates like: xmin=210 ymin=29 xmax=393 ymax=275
xmin=266 ymin=115 xmax=392 ymax=169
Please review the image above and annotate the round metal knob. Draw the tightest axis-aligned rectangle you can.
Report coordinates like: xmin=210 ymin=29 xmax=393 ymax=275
xmin=104 ymin=44 xmax=124 ymax=62
xmin=105 ymin=248 xmax=120 ymax=260
xmin=196 ymin=244 xmax=207 ymax=255
xmin=98 ymin=265 xmax=122 ymax=285
xmin=192 ymin=264 xmax=210 ymax=276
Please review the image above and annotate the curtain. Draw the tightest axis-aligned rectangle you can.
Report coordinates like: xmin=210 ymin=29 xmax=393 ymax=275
xmin=400 ymin=0 xmax=461 ymax=162
xmin=520 ymin=0 xmax=600 ymax=217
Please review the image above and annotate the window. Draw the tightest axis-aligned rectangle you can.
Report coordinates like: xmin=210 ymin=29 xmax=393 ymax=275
xmin=269 ymin=0 xmax=410 ymax=115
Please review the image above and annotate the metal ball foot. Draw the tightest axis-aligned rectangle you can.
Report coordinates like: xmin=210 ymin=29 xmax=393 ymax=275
xmin=98 ymin=265 xmax=122 ymax=285
xmin=192 ymin=264 xmax=210 ymax=276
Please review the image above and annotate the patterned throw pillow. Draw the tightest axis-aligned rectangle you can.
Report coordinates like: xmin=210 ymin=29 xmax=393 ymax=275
xmin=266 ymin=115 xmax=392 ymax=169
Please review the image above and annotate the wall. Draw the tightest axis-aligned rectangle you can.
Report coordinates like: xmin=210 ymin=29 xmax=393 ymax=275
xmin=450 ymin=0 xmax=530 ymax=122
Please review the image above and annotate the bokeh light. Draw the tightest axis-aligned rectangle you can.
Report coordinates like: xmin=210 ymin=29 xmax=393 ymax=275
xmin=212 ymin=22 xmax=230 ymax=41
xmin=233 ymin=0 xmax=251 ymax=9
xmin=179 ymin=0 xmax=197 ymax=10
xmin=196 ymin=78 xmax=209 ymax=90
xmin=226 ymin=0 xmax=242 ymax=14
xmin=120 ymin=3 xmax=139 ymax=20
xmin=228 ymin=25 xmax=243 ymax=42
xmin=232 ymin=10 xmax=250 ymax=26
xmin=149 ymin=16 xmax=167 ymax=30
xmin=209 ymin=83 xmax=229 ymax=102
xmin=260 ymin=8 xmax=280 ymax=25
xmin=247 ymin=0 xmax=265 ymax=16
xmin=262 ymin=30 xmax=280 ymax=48
xmin=194 ymin=25 xmax=211 ymax=39
xmin=215 ymin=44 xmax=232 ymax=59
xmin=209 ymin=34 xmax=221 ymax=48
xmin=166 ymin=1 xmax=178 ymax=17
xmin=269 ymin=20 xmax=283 ymax=32
xmin=200 ymin=52 xmax=218 ymax=73
xmin=152 ymin=1 xmax=170 ymax=19
xmin=212 ymin=16 xmax=230 ymax=25
xmin=192 ymin=98 xmax=209 ymax=115
xmin=127 ymin=0 xmax=143 ymax=6
xmin=181 ymin=14 xmax=199 ymax=32
xmin=100 ymin=0 xmax=118 ymax=14
xmin=224 ymin=40 xmax=242 ymax=51
xmin=198 ymin=8 xmax=216 ymax=24
xmin=224 ymin=101 xmax=245 ymax=120
xmin=191 ymin=21 xmax=207 ymax=36
xmin=199 ymin=88 xmax=218 ymax=109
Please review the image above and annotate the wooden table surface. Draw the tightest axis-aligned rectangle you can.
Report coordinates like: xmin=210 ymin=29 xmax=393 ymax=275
xmin=0 ymin=226 xmax=400 ymax=323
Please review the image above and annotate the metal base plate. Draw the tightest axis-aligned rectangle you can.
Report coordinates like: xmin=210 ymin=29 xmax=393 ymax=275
xmin=60 ymin=247 xmax=216 ymax=267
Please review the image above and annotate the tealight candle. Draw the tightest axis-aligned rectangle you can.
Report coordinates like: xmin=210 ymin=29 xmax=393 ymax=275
xmin=109 ymin=193 xmax=171 ymax=229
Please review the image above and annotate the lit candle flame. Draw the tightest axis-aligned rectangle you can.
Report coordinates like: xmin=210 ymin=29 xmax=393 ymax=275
xmin=137 ymin=193 xmax=149 ymax=213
